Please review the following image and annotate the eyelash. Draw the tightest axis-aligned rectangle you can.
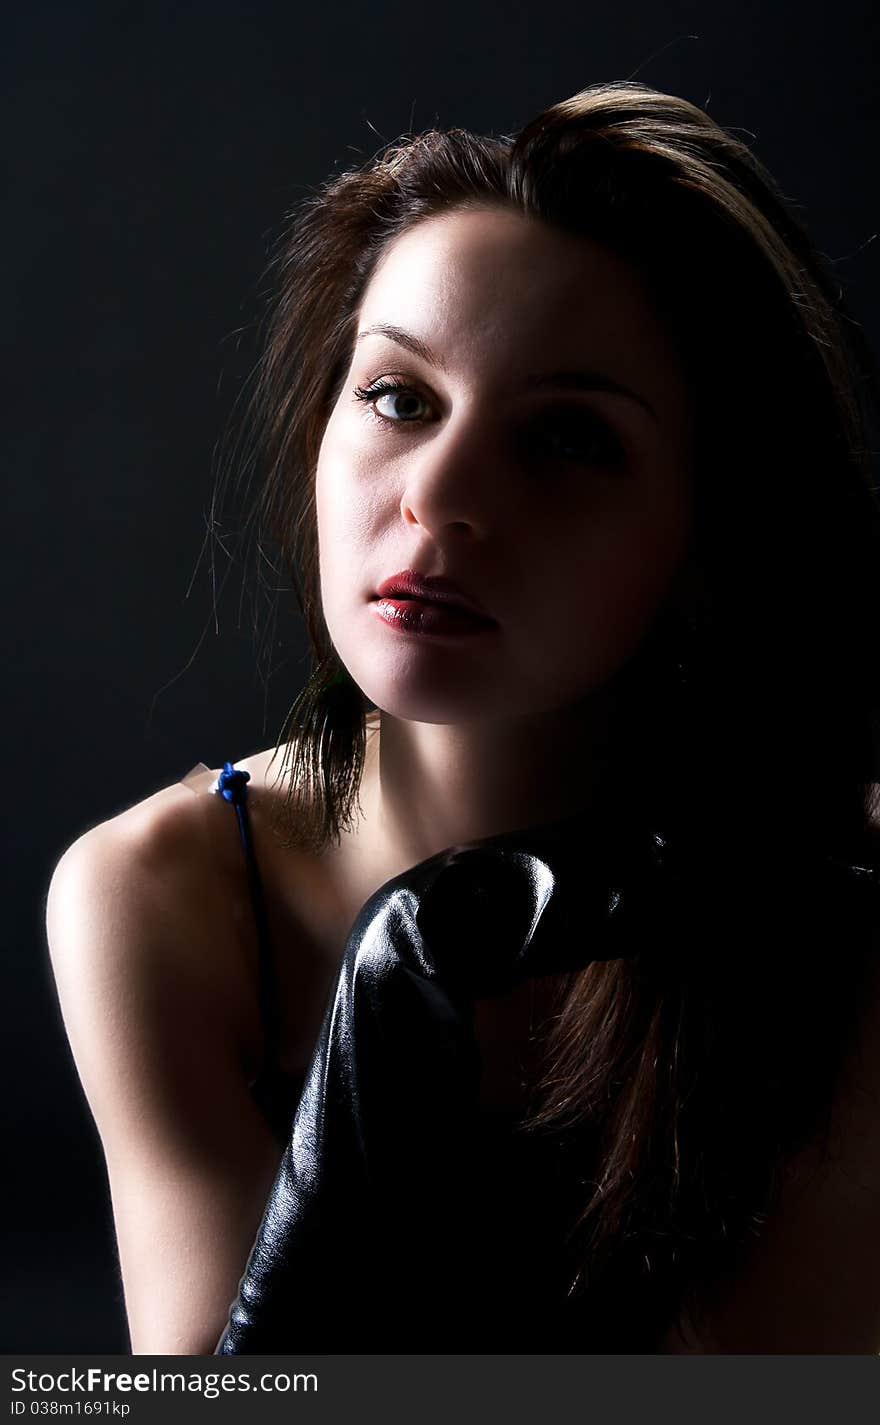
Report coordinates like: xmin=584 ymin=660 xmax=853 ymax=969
xmin=353 ymin=378 xmax=427 ymax=425
xmin=352 ymin=378 xmax=626 ymax=472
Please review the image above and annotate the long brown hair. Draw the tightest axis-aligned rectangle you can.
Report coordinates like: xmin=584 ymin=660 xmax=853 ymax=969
xmin=228 ymin=82 xmax=880 ymax=1345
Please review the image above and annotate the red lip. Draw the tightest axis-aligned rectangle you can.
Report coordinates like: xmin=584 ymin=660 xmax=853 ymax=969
xmin=373 ymin=569 xmax=496 ymax=624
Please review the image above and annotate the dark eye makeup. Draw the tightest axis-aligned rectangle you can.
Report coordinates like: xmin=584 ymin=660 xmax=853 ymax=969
xmin=351 ymin=378 xmax=627 ymax=473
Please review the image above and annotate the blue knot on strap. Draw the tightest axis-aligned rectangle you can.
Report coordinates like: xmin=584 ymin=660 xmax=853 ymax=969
xmin=216 ymin=761 xmax=251 ymax=804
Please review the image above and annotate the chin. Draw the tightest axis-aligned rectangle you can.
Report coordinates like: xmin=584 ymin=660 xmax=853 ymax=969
xmin=359 ymin=682 xmax=497 ymax=726
xmin=343 ymin=658 xmax=505 ymax=727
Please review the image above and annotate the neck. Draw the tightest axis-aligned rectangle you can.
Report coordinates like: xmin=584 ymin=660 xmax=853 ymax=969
xmin=354 ymin=694 xmax=620 ymax=878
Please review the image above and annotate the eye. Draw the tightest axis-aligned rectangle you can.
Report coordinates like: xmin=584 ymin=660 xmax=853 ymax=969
xmin=528 ymin=409 xmax=626 ymax=472
xmin=352 ymin=378 xmax=431 ymax=425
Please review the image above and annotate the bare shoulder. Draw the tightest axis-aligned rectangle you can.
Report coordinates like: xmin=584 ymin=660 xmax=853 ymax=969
xmin=48 ymin=764 xmax=236 ymax=887
xmin=46 ymin=765 xmax=275 ymax=1090
xmin=46 ymin=745 xmax=366 ymax=1088
xmin=48 ymin=766 xmax=248 ymax=951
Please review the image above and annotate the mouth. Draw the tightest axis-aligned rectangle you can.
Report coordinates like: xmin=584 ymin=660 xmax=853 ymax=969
xmin=373 ymin=569 xmax=497 ymax=625
xmin=371 ymin=595 xmax=498 ymax=638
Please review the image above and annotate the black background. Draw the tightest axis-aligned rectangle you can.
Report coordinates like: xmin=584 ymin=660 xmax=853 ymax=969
xmin=5 ymin=0 xmax=878 ymax=1351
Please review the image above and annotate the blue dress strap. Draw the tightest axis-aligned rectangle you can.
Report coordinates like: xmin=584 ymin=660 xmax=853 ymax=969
xmin=214 ymin=762 xmax=282 ymax=1066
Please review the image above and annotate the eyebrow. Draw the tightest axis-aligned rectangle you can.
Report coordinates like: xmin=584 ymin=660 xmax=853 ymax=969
xmin=355 ymin=322 xmax=658 ymax=423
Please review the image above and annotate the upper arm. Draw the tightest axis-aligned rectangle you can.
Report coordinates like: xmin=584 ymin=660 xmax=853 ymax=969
xmin=46 ymin=789 xmax=285 ymax=1354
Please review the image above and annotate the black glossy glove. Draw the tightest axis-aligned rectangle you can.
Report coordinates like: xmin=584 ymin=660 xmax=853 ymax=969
xmin=214 ymin=812 xmax=693 ymax=1354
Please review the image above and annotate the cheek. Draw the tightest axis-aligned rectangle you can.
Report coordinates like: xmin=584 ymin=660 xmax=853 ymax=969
xmin=314 ymin=460 xmax=335 ymax=562
xmin=315 ymin=437 xmax=359 ymax=564
xmin=314 ymin=453 xmax=349 ymax=619
xmin=523 ymin=489 xmax=692 ymax=676
xmin=605 ymin=517 xmax=685 ymax=612
xmin=538 ymin=486 xmax=687 ymax=597
xmin=316 ymin=416 xmax=383 ymax=539
xmin=315 ymin=443 xmax=388 ymax=622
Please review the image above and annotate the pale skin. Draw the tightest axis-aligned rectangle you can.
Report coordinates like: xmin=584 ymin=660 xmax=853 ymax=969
xmin=47 ymin=204 xmax=880 ymax=1354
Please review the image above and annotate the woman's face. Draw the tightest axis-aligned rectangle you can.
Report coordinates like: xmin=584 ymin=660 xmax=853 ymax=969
xmin=315 ymin=203 xmax=695 ymax=727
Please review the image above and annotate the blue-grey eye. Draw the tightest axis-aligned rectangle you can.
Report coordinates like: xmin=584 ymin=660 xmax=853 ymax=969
xmin=353 ymin=380 xmax=428 ymax=423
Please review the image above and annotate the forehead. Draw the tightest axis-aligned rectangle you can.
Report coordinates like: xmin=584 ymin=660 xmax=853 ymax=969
xmin=357 ymin=204 xmax=688 ymax=412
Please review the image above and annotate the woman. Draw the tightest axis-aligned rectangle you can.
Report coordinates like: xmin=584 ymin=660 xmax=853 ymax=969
xmin=46 ymin=81 xmax=880 ymax=1354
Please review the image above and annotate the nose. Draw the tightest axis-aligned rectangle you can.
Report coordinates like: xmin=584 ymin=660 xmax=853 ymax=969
xmin=398 ymin=414 xmax=508 ymax=542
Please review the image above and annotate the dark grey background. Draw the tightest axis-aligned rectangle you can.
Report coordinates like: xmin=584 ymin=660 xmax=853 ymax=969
xmin=5 ymin=0 xmax=878 ymax=1351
